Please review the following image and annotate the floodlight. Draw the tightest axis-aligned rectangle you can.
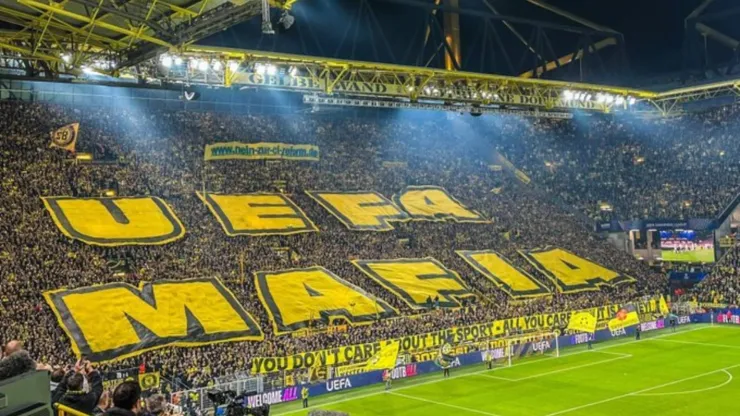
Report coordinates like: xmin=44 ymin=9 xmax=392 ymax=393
xmin=279 ymin=11 xmax=295 ymax=30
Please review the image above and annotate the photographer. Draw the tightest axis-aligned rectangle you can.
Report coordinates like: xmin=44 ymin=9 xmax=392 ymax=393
xmin=54 ymin=359 xmax=104 ymax=414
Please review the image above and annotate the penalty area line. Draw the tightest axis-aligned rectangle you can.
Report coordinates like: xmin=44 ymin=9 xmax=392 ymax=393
xmin=634 ymin=369 xmax=734 ymax=397
xmin=475 ymin=354 xmax=632 ymax=382
xmin=652 ymin=338 xmax=740 ymax=350
xmin=543 ymin=364 xmax=740 ymax=416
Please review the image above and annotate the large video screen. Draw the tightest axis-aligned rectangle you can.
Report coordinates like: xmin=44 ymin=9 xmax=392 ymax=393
xmin=659 ymin=230 xmax=715 ymax=263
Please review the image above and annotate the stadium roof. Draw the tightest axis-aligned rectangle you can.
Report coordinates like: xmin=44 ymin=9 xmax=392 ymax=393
xmin=0 ymin=0 xmax=739 ymax=115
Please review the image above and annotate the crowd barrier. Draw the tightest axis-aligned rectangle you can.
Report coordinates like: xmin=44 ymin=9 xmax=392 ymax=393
xmin=56 ymin=404 xmax=90 ymax=416
xmin=0 ymin=370 xmax=53 ymax=416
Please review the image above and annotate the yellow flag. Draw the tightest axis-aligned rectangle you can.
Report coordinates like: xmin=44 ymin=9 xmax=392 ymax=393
xmin=138 ymin=372 xmax=160 ymax=390
xmin=365 ymin=340 xmax=400 ymax=371
xmin=50 ymin=123 xmax=79 ymax=152
xmin=659 ymin=295 xmax=670 ymax=315
xmin=567 ymin=312 xmax=597 ymax=334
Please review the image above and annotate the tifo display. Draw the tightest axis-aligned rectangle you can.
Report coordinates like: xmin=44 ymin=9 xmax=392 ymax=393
xmin=2 ymin=98 xmax=740 ymax=416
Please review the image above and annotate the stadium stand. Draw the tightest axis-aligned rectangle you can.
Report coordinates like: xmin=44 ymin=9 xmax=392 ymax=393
xmin=491 ymin=104 xmax=740 ymax=221
xmin=0 ymin=100 xmax=671 ymax=395
xmin=695 ymin=243 xmax=740 ymax=306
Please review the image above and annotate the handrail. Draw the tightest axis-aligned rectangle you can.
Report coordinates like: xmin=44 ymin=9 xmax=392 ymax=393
xmin=55 ymin=403 xmax=91 ymax=416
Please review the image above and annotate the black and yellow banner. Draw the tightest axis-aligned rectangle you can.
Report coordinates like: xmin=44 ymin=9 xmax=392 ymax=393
xmin=456 ymin=250 xmax=550 ymax=299
xmin=392 ymin=186 xmax=488 ymax=223
xmin=250 ymin=321 xmax=497 ymax=373
xmin=608 ymin=304 xmax=640 ymax=331
xmin=45 ymin=278 xmax=264 ymax=362
xmin=254 ymin=266 xmax=398 ymax=335
xmin=50 ymin=123 xmax=79 ymax=152
xmin=250 ymin=296 xmax=662 ymax=373
xmin=567 ymin=312 xmax=597 ymax=333
xmin=352 ymin=258 xmax=475 ymax=309
xmin=305 ymin=191 xmax=409 ymax=231
xmin=198 ymin=192 xmax=317 ymax=236
xmin=522 ymin=247 xmax=636 ymax=293
xmin=42 ymin=196 xmax=185 ymax=246
xmin=102 ymin=371 xmax=160 ymax=392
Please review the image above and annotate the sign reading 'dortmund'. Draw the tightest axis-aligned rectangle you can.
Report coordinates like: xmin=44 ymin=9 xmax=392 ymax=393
xmin=44 ymin=278 xmax=264 ymax=362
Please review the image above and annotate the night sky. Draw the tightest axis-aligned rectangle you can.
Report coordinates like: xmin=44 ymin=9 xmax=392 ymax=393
xmin=1 ymin=0 xmax=737 ymax=82
xmin=203 ymin=0 xmax=738 ymax=83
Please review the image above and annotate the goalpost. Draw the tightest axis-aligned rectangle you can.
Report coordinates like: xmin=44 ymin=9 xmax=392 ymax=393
xmin=481 ymin=331 xmax=560 ymax=369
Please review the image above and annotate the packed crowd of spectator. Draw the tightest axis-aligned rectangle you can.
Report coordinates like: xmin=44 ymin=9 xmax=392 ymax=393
xmin=491 ymin=104 xmax=740 ymax=221
xmin=0 ymin=98 xmax=721 ymax=398
xmin=695 ymin=243 xmax=740 ymax=307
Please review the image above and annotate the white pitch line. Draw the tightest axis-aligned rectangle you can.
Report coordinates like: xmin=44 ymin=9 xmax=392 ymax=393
xmin=543 ymin=364 xmax=740 ymax=416
xmin=652 ymin=338 xmax=740 ymax=350
xmin=635 ymin=369 xmax=734 ymax=397
xmin=274 ymin=324 xmax=714 ymax=416
xmin=588 ymin=350 xmax=632 ymax=358
xmin=477 ymin=354 xmax=632 ymax=382
xmin=479 ymin=373 xmax=519 ymax=381
xmin=389 ymin=391 xmax=503 ymax=416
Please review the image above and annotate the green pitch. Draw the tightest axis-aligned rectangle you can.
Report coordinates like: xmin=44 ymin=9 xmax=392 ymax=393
xmin=273 ymin=324 xmax=740 ymax=416
xmin=660 ymin=247 xmax=715 ymax=263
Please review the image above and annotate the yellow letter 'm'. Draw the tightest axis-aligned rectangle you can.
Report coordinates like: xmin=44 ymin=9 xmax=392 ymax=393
xmin=394 ymin=186 xmax=487 ymax=222
xmin=44 ymin=278 xmax=263 ymax=362
xmin=352 ymin=258 xmax=475 ymax=309
xmin=198 ymin=192 xmax=317 ymax=236
xmin=255 ymin=267 xmax=397 ymax=334
xmin=42 ymin=197 xmax=185 ymax=246
xmin=523 ymin=248 xmax=635 ymax=293
xmin=456 ymin=250 xmax=550 ymax=299
xmin=305 ymin=191 xmax=408 ymax=231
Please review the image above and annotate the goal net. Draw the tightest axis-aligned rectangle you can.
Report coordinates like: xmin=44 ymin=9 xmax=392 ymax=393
xmin=480 ymin=331 xmax=560 ymax=369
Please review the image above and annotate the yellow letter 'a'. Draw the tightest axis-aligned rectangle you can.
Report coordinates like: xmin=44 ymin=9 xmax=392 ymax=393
xmin=42 ymin=196 xmax=185 ymax=246
xmin=394 ymin=186 xmax=488 ymax=222
xmin=255 ymin=266 xmax=398 ymax=335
